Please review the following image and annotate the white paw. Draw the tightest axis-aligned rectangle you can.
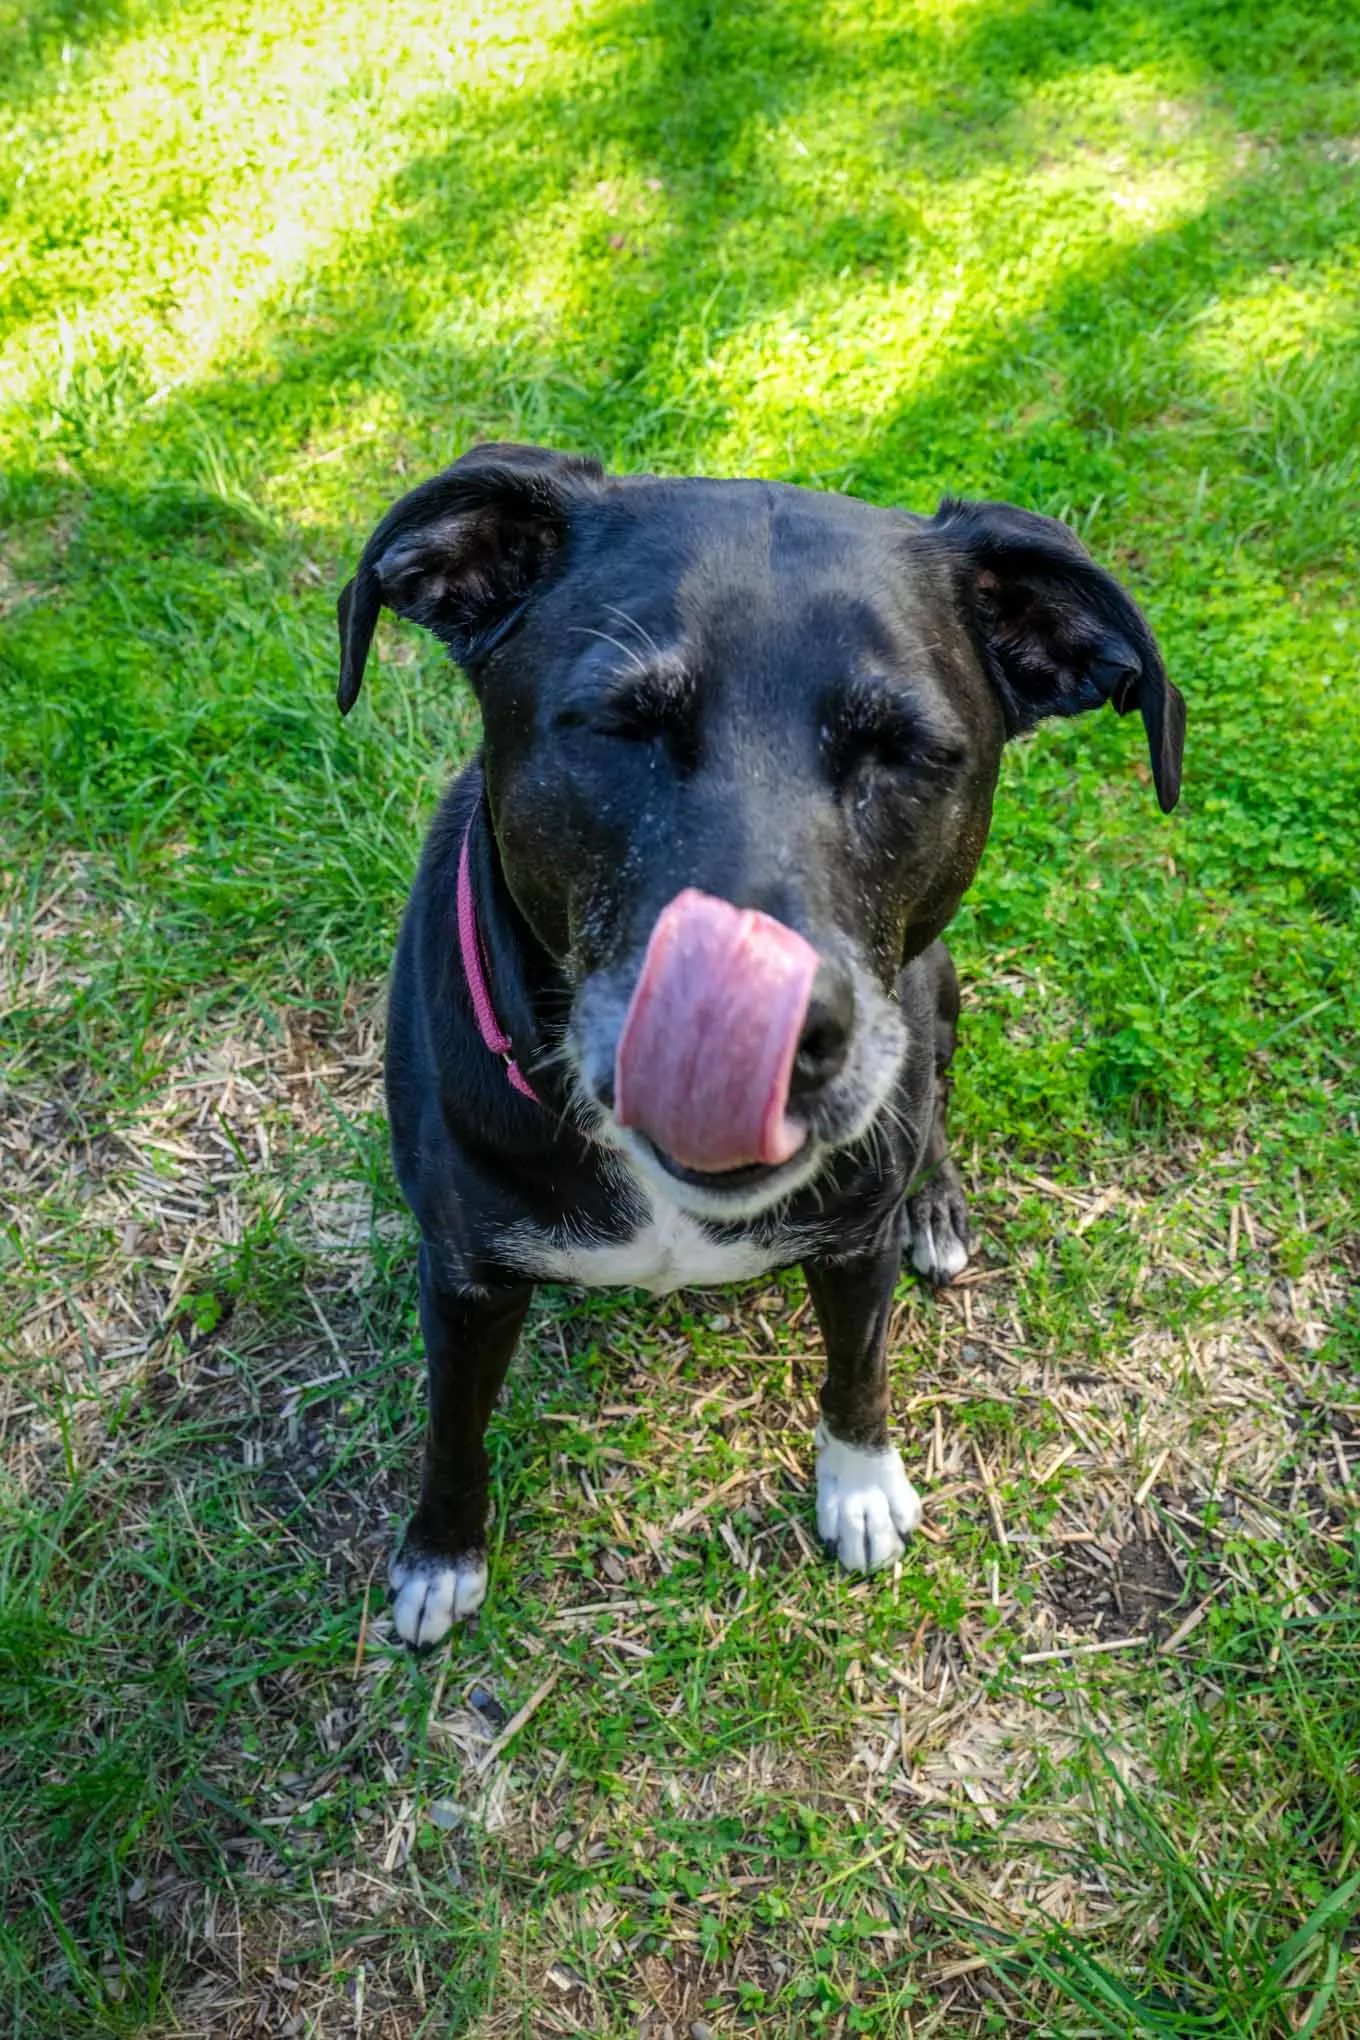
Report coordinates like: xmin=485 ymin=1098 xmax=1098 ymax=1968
xmin=904 ymin=1174 xmax=971 ymax=1284
xmin=389 ymin=1548 xmax=487 ymax=1650
xmin=908 ymin=1210 xmax=969 ymax=1283
xmin=815 ymin=1423 xmax=922 ymax=1573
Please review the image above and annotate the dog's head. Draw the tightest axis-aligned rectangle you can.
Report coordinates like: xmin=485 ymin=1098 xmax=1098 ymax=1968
xmin=339 ymin=444 xmax=1184 ymax=1218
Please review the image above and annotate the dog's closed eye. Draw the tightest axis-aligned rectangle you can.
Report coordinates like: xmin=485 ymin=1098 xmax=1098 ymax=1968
xmin=557 ymin=654 xmax=699 ymax=759
xmin=822 ymin=676 xmax=964 ymax=787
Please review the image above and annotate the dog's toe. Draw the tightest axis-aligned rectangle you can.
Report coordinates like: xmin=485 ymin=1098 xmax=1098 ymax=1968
xmin=814 ymin=1423 xmax=921 ymax=1574
xmin=388 ymin=1546 xmax=487 ymax=1651
xmin=904 ymin=1164 xmax=970 ymax=1286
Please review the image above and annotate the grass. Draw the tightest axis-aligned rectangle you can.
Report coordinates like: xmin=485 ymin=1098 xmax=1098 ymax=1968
xmin=2 ymin=0 xmax=1359 ymax=2031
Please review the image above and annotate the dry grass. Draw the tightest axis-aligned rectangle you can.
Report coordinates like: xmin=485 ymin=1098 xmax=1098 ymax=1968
xmin=4 ymin=863 xmax=1356 ymax=2032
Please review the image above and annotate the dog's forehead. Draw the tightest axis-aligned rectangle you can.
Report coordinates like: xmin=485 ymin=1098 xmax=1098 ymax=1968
xmin=561 ymin=476 xmax=929 ymax=647
xmin=605 ymin=473 xmax=906 ymax=573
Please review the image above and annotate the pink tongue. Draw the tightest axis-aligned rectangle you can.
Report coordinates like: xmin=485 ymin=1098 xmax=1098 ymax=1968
xmin=614 ymin=890 xmax=821 ymax=1174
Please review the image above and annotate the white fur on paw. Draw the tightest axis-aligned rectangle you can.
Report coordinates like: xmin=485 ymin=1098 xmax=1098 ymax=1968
xmin=907 ymin=1210 xmax=969 ymax=1284
xmin=814 ymin=1422 xmax=922 ymax=1573
xmin=389 ymin=1549 xmax=487 ymax=1649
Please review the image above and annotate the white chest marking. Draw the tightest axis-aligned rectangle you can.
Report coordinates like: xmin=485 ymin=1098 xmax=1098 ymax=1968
xmin=503 ymin=1190 xmax=787 ymax=1295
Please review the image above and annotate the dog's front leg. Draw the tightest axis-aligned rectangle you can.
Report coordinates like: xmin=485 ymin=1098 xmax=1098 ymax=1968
xmin=388 ymin=1245 xmax=533 ymax=1650
xmin=804 ymin=1246 xmax=921 ymax=1574
xmin=902 ymin=940 xmax=971 ymax=1286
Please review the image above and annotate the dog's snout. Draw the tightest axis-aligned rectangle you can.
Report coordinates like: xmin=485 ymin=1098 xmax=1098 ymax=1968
xmin=789 ymin=962 xmax=854 ymax=1100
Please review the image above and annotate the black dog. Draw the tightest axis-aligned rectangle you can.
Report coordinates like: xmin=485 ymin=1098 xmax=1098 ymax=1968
xmin=337 ymin=444 xmax=1184 ymax=1649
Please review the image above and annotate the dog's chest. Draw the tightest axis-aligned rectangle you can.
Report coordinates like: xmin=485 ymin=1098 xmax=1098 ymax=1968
xmin=502 ymin=1193 xmax=790 ymax=1295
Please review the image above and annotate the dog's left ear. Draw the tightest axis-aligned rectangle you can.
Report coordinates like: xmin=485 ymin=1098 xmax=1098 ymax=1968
xmin=931 ymin=498 xmax=1186 ymax=812
xmin=336 ymin=443 xmax=605 ymax=713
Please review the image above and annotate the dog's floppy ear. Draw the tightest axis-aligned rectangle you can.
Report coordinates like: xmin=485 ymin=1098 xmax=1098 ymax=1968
xmin=336 ymin=442 xmax=605 ymax=713
xmin=931 ymin=498 xmax=1185 ymax=812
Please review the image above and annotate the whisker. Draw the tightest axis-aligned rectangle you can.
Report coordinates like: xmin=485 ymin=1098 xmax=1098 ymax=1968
xmin=527 ymin=1035 xmax=576 ymax=1076
xmin=568 ymin=624 xmax=649 ymax=675
xmin=602 ymin=603 xmax=663 ymax=662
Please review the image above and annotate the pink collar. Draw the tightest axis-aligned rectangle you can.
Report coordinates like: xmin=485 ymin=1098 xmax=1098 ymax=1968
xmin=456 ymin=806 xmax=540 ymax=1103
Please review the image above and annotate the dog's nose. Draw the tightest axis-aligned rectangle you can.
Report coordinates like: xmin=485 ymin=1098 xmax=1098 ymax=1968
xmin=788 ymin=962 xmax=854 ymax=1098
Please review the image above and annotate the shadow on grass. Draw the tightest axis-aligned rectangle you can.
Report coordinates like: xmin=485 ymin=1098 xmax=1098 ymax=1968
xmin=2 ymin=0 xmax=1355 ymax=484
xmin=3 ymin=0 xmax=1359 ymax=1118
xmin=1 ymin=0 xmax=1352 ymax=478
xmin=3 ymin=0 xmax=1355 ymax=522
xmin=0 ymin=0 xmax=199 ymax=110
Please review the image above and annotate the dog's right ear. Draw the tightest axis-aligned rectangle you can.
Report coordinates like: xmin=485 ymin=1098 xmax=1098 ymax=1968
xmin=930 ymin=498 xmax=1186 ymax=812
xmin=336 ymin=443 xmax=605 ymax=713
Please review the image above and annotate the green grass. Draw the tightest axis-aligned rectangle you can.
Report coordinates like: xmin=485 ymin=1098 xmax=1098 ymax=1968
xmin=2 ymin=0 xmax=1359 ymax=2031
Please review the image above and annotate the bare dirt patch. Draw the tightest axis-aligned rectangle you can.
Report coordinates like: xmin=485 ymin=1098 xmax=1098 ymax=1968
xmin=1045 ymin=1520 xmax=1190 ymax=1639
